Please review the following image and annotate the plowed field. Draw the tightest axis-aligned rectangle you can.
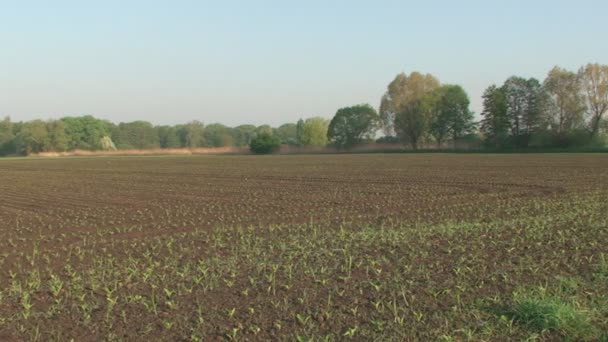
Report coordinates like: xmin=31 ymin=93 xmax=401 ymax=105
xmin=0 ymin=154 xmax=607 ymax=341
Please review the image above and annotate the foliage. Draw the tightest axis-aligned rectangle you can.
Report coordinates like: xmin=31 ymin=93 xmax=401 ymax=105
xmin=1 ymin=62 xmax=607 ymax=156
xmin=375 ymin=135 xmax=400 ymax=144
xmin=498 ymin=282 xmax=602 ymax=340
xmin=579 ymin=63 xmax=608 ymax=138
xmin=249 ymin=132 xmax=281 ymax=154
xmin=182 ymin=120 xmax=205 ymax=148
xmin=203 ymin=123 xmax=234 ymax=147
xmin=111 ymin=121 xmax=160 ymax=150
xmin=0 ymin=116 xmax=15 ymax=156
xmin=481 ymin=85 xmax=510 ymax=147
xmin=276 ymin=123 xmax=298 ymax=145
xmin=502 ymin=76 xmax=545 ymax=147
xmin=328 ymin=104 xmax=379 ymax=148
xmin=429 ymin=85 xmax=474 ymax=147
xmin=156 ymin=125 xmax=182 ymax=148
xmin=395 ymin=99 xmax=429 ymax=149
xmin=233 ymin=125 xmax=258 ymax=147
xmin=298 ymin=117 xmax=329 ymax=146
xmin=13 ymin=119 xmax=67 ymax=154
xmin=379 ymin=72 xmax=440 ymax=136
xmin=61 ymin=115 xmax=110 ymax=150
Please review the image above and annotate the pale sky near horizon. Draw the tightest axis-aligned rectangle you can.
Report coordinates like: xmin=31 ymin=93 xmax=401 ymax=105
xmin=1 ymin=0 xmax=607 ymax=127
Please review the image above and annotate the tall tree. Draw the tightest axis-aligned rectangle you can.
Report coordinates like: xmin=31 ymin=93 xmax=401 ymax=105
xmin=0 ymin=116 xmax=15 ymax=155
xmin=579 ymin=63 xmax=608 ymax=138
xmin=15 ymin=120 xmax=47 ymax=154
xmin=300 ymin=117 xmax=329 ymax=146
xmin=328 ymin=104 xmax=379 ymax=148
xmin=429 ymin=85 xmax=474 ymax=147
xmin=275 ymin=123 xmax=298 ymax=145
xmin=182 ymin=120 xmax=205 ymax=148
xmin=156 ymin=125 xmax=182 ymax=148
xmin=46 ymin=120 xmax=68 ymax=152
xmin=379 ymin=72 xmax=440 ymax=136
xmin=395 ymin=100 xmax=428 ymax=150
xmin=61 ymin=115 xmax=111 ymax=150
xmin=543 ymin=66 xmax=586 ymax=136
xmin=112 ymin=121 xmax=160 ymax=149
xmin=480 ymin=85 xmax=510 ymax=147
xmin=502 ymin=76 xmax=544 ymax=146
xmin=232 ymin=125 xmax=257 ymax=146
xmin=295 ymin=119 xmax=305 ymax=145
xmin=203 ymin=123 xmax=234 ymax=147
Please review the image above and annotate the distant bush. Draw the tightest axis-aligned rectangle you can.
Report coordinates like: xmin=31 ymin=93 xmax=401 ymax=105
xmin=249 ymin=132 xmax=281 ymax=154
xmin=376 ymin=136 xmax=400 ymax=144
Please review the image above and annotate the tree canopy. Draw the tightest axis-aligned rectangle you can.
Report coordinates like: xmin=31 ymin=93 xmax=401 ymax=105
xmin=328 ymin=104 xmax=379 ymax=148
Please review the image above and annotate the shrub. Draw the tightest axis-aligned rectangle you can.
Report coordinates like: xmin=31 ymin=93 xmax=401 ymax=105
xmin=249 ymin=132 xmax=281 ymax=154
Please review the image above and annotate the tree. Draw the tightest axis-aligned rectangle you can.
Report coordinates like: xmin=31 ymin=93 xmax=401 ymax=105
xmin=15 ymin=120 xmax=48 ymax=154
xmin=395 ymin=100 xmax=429 ymax=149
xmin=502 ymin=76 xmax=544 ymax=146
xmin=249 ymin=132 xmax=281 ymax=154
xmin=275 ymin=123 xmax=298 ymax=145
xmin=295 ymin=119 xmax=305 ymax=145
xmin=232 ymin=125 xmax=257 ymax=146
xmin=0 ymin=116 xmax=15 ymax=155
xmin=156 ymin=125 xmax=182 ymax=148
xmin=111 ymin=121 xmax=160 ymax=149
xmin=379 ymin=72 xmax=440 ymax=136
xmin=327 ymin=104 xmax=379 ymax=148
xmin=182 ymin=120 xmax=205 ymax=148
xmin=61 ymin=115 xmax=111 ymax=150
xmin=300 ymin=117 xmax=329 ymax=146
xmin=203 ymin=123 xmax=234 ymax=147
xmin=256 ymin=125 xmax=273 ymax=135
xmin=46 ymin=120 xmax=68 ymax=152
xmin=480 ymin=85 xmax=510 ymax=147
xmin=543 ymin=66 xmax=586 ymax=136
xmin=429 ymin=85 xmax=474 ymax=147
xmin=579 ymin=63 xmax=608 ymax=138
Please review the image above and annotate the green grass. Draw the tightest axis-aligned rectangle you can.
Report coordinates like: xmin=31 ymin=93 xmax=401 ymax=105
xmin=488 ymin=275 xmax=608 ymax=341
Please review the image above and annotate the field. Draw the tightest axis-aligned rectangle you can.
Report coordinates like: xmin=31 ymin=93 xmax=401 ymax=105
xmin=0 ymin=154 xmax=607 ymax=341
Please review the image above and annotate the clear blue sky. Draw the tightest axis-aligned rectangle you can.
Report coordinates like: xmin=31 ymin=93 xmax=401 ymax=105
xmin=1 ymin=0 xmax=606 ymax=126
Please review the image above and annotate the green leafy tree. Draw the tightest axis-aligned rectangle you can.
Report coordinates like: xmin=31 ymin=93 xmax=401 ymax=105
xmin=256 ymin=125 xmax=274 ymax=136
xmin=502 ymin=76 xmax=544 ymax=147
xmin=46 ymin=120 xmax=68 ymax=152
xmin=15 ymin=120 xmax=48 ymax=154
xmin=429 ymin=85 xmax=474 ymax=147
xmin=300 ymin=117 xmax=329 ymax=146
xmin=249 ymin=132 xmax=281 ymax=154
xmin=111 ymin=121 xmax=160 ymax=149
xmin=232 ymin=125 xmax=257 ymax=146
xmin=156 ymin=125 xmax=182 ymax=148
xmin=275 ymin=123 xmax=298 ymax=145
xmin=0 ymin=116 xmax=15 ymax=155
xmin=395 ymin=100 xmax=429 ymax=150
xmin=480 ymin=85 xmax=510 ymax=147
xmin=543 ymin=66 xmax=586 ymax=136
xmin=380 ymin=72 xmax=440 ymax=136
xmin=61 ymin=115 xmax=111 ymax=150
xmin=181 ymin=120 xmax=205 ymax=148
xmin=203 ymin=123 xmax=234 ymax=147
xmin=295 ymin=119 xmax=305 ymax=145
xmin=579 ymin=63 xmax=608 ymax=138
xmin=328 ymin=104 xmax=379 ymax=148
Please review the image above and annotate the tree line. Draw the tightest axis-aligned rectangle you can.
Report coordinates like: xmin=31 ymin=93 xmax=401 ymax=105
xmin=0 ymin=115 xmax=331 ymax=156
xmin=1 ymin=62 xmax=606 ymax=156
xmin=375 ymin=62 xmax=608 ymax=150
